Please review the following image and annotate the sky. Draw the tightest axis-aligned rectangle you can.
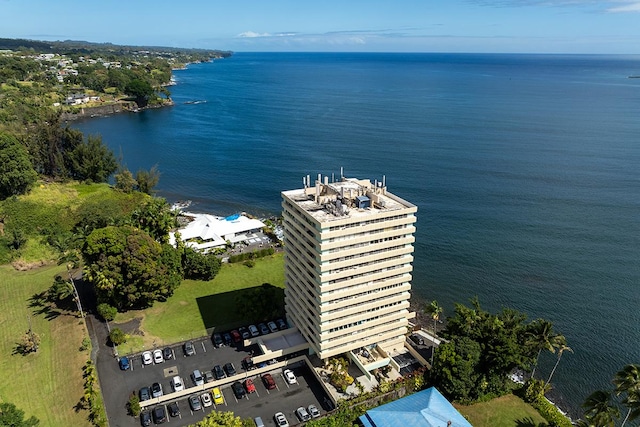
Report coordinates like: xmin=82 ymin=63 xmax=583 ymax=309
xmin=1 ymin=0 xmax=639 ymax=54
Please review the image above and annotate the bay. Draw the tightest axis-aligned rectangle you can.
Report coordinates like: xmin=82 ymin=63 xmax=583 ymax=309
xmin=73 ymin=52 xmax=640 ymax=417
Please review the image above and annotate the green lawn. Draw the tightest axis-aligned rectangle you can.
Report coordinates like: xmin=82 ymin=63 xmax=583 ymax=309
xmin=0 ymin=264 xmax=90 ymax=427
xmin=114 ymin=253 xmax=285 ymax=354
xmin=456 ymin=394 xmax=548 ymax=427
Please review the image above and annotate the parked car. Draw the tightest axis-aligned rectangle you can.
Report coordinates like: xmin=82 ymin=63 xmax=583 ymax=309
xmin=275 ymin=318 xmax=287 ymax=330
xmin=153 ymin=349 xmax=164 ymax=364
xmin=152 ymin=406 xmax=166 ymax=424
xmin=231 ymin=381 xmax=246 ymax=399
xmin=254 ymin=416 xmax=265 ymax=427
xmin=258 ymin=323 xmax=269 ymax=335
xmin=248 ymin=324 xmax=259 ymax=337
xmin=239 ymin=326 xmax=250 ymax=339
xmin=283 ymin=369 xmax=297 ymax=384
xmin=163 ymin=347 xmax=173 ymax=360
xmin=274 ymin=412 xmax=289 ymax=427
xmin=213 ymin=365 xmax=226 ymax=380
xmin=183 ymin=341 xmax=195 ymax=356
xmin=151 ymin=382 xmax=163 ymax=398
xmin=244 ymin=378 xmax=256 ymax=393
xmin=230 ymin=330 xmax=242 ymax=344
xmin=189 ymin=395 xmax=202 ymax=411
xmin=262 ymin=373 xmax=276 ymax=390
xmin=223 ymin=332 xmax=232 ymax=346
xmin=409 ymin=334 xmax=424 ymax=346
xmin=167 ymin=402 xmax=180 ymax=417
xmin=224 ymin=362 xmax=236 ymax=376
xmin=267 ymin=321 xmax=278 ymax=333
xmin=204 ymin=370 xmax=214 ymax=383
xmin=212 ymin=387 xmax=224 ymax=405
xmin=118 ymin=356 xmax=130 ymax=370
xmin=141 ymin=351 xmax=153 ymax=365
xmin=201 ymin=392 xmax=213 ymax=408
xmin=139 ymin=386 xmax=151 ymax=401
xmin=192 ymin=369 xmax=204 ymax=386
xmin=213 ymin=332 xmax=223 ymax=347
xmin=171 ymin=376 xmax=184 ymax=392
xmin=308 ymin=404 xmax=320 ymax=418
xmin=242 ymin=356 xmax=254 ymax=371
xmin=140 ymin=410 xmax=151 ymax=426
xmin=296 ymin=406 xmax=311 ymax=422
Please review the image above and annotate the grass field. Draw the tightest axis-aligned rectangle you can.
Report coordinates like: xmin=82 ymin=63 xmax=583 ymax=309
xmin=0 ymin=264 xmax=90 ymax=427
xmin=114 ymin=253 xmax=286 ymax=354
xmin=456 ymin=394 xmax=548 ymax=427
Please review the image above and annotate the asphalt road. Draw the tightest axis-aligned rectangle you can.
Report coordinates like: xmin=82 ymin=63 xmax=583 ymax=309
xmin=93 ymin=323 xmax=328 ymax=427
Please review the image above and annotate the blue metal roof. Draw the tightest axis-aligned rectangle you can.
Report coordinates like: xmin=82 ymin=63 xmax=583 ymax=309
xmin=358 ymin=387 xmax=473 ymax=427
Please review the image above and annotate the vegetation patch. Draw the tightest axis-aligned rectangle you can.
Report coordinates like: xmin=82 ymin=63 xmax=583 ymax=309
xmin=456 ymin=394 xmax=548 ymax=427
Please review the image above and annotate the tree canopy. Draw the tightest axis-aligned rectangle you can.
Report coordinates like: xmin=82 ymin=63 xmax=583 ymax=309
xmin=0 ymin=132 xmax=38 ymax=200
xmin=82 ymin=225 xmax=182 ymax=310
xmin=0 ymin=402 xmax=39 ymax=427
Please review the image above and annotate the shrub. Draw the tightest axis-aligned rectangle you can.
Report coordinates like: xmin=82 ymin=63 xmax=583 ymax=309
xmin=80 ymin=336 xmax=91 ymax=352
xmin=96 ymin=303 xmax=117 ymax=321
xmin=109 ymin=328 xmax=127 ymax=346
xmin=126 ymin=393 xmax=141 ymax=416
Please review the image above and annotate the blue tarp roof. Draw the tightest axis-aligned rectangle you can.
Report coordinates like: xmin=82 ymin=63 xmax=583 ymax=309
xmin=359 ymin=387 xmax=473 ymax=427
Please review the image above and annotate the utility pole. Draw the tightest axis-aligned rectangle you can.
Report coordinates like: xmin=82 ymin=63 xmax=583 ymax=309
xmin=66 ymin=262 xmax=84 ymax=318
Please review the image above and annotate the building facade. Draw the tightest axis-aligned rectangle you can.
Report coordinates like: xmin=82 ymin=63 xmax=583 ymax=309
xmin=282 ymin=174 xmax=417 ymax=360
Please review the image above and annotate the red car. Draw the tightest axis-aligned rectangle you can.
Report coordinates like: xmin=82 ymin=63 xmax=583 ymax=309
xmin=262 ymin=373 xmax=276 ymax=390
xmin=230 ymin=330 xmax=241 ymax=344
xmin=244 ymin=378 xmax=256 ymax=393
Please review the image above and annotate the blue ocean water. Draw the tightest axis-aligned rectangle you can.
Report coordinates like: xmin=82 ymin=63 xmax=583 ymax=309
xmin=73 ymin=52 xmax=640 ymax=417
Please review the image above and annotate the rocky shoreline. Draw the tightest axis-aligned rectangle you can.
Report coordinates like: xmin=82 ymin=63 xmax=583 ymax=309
xmin=61 ymin=99 xmax=174 ymax=121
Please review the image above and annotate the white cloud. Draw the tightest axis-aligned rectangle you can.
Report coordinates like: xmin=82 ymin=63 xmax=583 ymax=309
xmin=467 ymin=0 xmax=640 ymax=11
xmin=237 ymin=31 xmax=271 ymax=38
xmin=606 ymin=1 xmax=640 ymax=12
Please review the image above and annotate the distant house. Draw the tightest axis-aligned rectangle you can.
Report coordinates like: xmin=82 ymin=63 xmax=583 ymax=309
xmin=63 ymin=93 xmax=91 ymax=105
xmin=359 ymin=387 xmax=473 ymax=427
xmin=169 ymin=212 xmax=266 ymax=252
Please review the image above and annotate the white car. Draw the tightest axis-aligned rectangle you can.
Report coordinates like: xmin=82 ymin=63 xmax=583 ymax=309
xmin=274 ymin=412 xmax=289 ymax=427
xmin=171 ymin=375 xmax=184 ymax=392
xmin=296 ymin=406 xmax=311 ymax=422
xmin=201 ymin=392 xmax=213 ymax=407
xmin=308 ymin=404 xmax=320 ymax=418
xmin=284 ymin=369 xmax=297 ymax=384
xmin=248 ymin=324 xmax=259 ymax=337
xmin=141 ymin=351 xmax=153 ymax=365
xmin=152 ymin=349 xmax=164 ymax=364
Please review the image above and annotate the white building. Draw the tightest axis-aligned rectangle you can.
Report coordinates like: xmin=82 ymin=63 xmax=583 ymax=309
xmin=281 ymin=173 xmax=417 ymax=361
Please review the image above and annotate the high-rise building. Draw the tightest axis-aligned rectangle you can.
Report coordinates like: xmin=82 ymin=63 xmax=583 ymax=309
xmin=282 ymin=173 xmax=417 ymax=360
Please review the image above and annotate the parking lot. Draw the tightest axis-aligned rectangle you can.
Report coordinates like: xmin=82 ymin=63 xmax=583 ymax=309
xmin=100 ymin=334 xmax=330 ymax=426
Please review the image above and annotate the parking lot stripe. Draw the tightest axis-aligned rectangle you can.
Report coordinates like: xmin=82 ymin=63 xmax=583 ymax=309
xmin=201 ymin=341 xmax=206 ymax=353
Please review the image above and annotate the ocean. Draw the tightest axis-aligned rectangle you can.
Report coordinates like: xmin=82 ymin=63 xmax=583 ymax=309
xmin=73 ymin=52 xmax=640 ymax=417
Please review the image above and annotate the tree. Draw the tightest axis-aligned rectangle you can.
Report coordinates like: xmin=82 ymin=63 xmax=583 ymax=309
xmin=114 ymin=167 xmax=137 ymax=193
xmin=109 ymin=328 xmax=127 ymax=346
xmin=0 ymin=402 xmax=40 ymax=427
xmin=125 ymin=78 xmax=155 ymax=107
xmin=0 ymin=132 xmax=38 ymax=200
xmin=191 ymin=411 xmax=243 ymax=427
xmin=525 ymin=318 xmax=561 ymax=378
xmin=47 ymin=275 xmax=75 ymax=302
xmin=96 ymin=303 xmax=117 ymax=322
xmin=545 ymin=337 xmax=572 ymax=386
xmin=129 ymin=197 xmax=175 ymax=243
xmin=424 ymin=300 xmax=443 ymax=366
xmin=18 ymin=329 xmax=41 ymax=354
xmin=613 ymin=364 xmax=640 ymax=426
xmin=582 ymin=390 xmax=620 ymax=427
xmin=182 ymin=247 xmax=221 ymax=281
xmin=68 ymin=134 xmax=118 ymax=183
xmin=429 ymin=336 xmax=481 ymax=402
xmin=135 ymin=165 xmax=160 ymax=195
xmin=82 ymin=226 xmax=182 ymax=310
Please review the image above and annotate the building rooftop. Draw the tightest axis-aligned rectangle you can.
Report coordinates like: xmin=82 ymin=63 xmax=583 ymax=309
xmin=359 ymin=387 xmax=473 ymax=427
xmin=282 ymin=175 xmax=416 ymax=224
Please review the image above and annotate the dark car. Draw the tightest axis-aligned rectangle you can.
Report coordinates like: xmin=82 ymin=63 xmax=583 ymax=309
xmin=409 ymin=334 xmax=424 ymax=346
xmin=224 ymin=362 xmax=236 ymax=377
xmin=140 ymin=410 xmax=151 ymax=426
xmin=163 ymin=347 xmax=173 ymax=360
xmin=152 ymin=406 xmax=166 ymax=424
xmin=230 ymin=330 xmax=242 ymax=344
xmin=231 ymin=381 xmax=246 ymax=399
xmin=183 ymin=341 xmax=195 ymax=356
xmin=167 ymin=401 xmax=180 ymax=417
xmin=241 ymin=356 xmax=254 ymax=371
xmin=204 ymin=370 xmax=214 ymax=383
xmin=239 ymin=326 xmax=250 ymax=339
xmin=189 ymin=395 xmax=202 ymax=411
xmin=258 ymin=323 xmax=270 ymax=335
xmin=118 ymin=356 xmax=130 ymax=370
xmin=213 ymin=364 xmax=226 ymax=380
xmin=213 ymin=332 xmax=223 ymax=347
xmin=262 ymin=373 xmax=276 ymax=390
xmin=139 ymin=386 xmax=151 ymax=401
xmin=276 ymin=318 xmax=287 ymax=330
xmin=222 ymin=332 xmax=232 ymax=346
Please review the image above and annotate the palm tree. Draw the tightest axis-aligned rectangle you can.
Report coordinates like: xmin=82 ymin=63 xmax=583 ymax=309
xmin=613 ymin=364 xmax=640 ymax=426
xmin=526 ymin=319 xmax=561 ymax=378
xmin=57 ymin=250 xmax=84 ymax=317
xmin=424 ymin=300 xmax=443 ymax=367
xmin=545 ymin=336 xmax=571 ymax=386
xmin=582 ymin=390 xmax=620 ymax=427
